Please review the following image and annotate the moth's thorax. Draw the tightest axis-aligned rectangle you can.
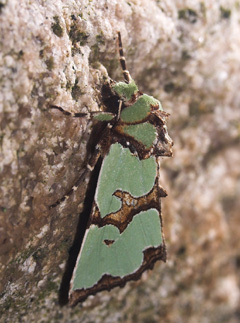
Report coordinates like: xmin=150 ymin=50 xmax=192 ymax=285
xmin=101 ymin=79 xmax=173 ymax=160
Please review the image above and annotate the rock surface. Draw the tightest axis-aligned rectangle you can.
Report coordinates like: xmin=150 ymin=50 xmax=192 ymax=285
xmin=0 ymin=0 xmax=240 ymax=322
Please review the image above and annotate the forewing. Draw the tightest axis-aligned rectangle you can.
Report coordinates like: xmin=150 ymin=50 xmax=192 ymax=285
xmin=69 ymin=143 xmax=167 ymax=305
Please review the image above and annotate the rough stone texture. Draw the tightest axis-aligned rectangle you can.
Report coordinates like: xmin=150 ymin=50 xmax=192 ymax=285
xmin=0 ymin=0 xmax=240 ymax=322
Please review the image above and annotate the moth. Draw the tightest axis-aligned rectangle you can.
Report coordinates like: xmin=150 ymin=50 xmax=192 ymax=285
xmin=50 ymin=32 xmax=173 ymax=306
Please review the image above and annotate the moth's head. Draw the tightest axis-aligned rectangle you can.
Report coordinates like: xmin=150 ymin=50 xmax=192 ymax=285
xmin=113 ymin=78 xmax=138 ymax=102
xmin=101 ymin=78 xmax=138 ymax=114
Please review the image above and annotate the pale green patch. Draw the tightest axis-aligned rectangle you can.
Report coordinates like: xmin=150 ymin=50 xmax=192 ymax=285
xmin=93 ymin=112 xmax=115 ymax=121
xmin=113 ymin=79 xmax=138 ymax=101
xmin=96 ymin=143 xmax=157 ymax=218
xmin=123 ymin=123 xmax=157 ymax=148
xmin=120 ymin=94 xmax=162 ymax=123
xmin=72 ymin=209 xmax=162 ymax=290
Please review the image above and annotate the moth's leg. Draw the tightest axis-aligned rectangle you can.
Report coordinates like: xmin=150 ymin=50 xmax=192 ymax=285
xmin=49 ymin=103 xmax=114 ymax=208
xmin=50 ymin=105 xmax=114 ymax=120
xmin=116 ymin=100 xmax=123 ymax=120
xmin=117 ymin=31 xmax=131 ymax=83
xmin=49 ymin=105 xmax=89 ymax=118
xmin=49 ymin=148 xmax=101 ymax=209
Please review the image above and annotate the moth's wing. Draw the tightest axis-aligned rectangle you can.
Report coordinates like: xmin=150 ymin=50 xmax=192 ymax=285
xmin=69 ymin=143 xmax=167 ymax=306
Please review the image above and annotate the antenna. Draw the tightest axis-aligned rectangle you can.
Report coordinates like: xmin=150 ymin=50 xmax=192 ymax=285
xmin=117 ymin=32 xmax=131 ymax=83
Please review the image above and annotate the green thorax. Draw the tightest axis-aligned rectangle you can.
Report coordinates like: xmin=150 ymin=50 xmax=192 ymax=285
xmin=113 ymin=78 xmax=163 ymax=149
xmin=120 ymin=94 xmax=162 ymax=123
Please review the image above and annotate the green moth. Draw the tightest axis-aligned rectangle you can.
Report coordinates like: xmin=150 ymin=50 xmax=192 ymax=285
xmin=50 ymin=32 xmax=173 ymax=306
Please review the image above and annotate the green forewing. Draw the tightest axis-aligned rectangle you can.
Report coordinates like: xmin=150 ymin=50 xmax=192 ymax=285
xmin=72 ymin=209 xmax=162 ymax=290
xmin=122 ymin=123 xmax=157 ymax=148
xmin=96 ymin=143 xmax=157 ymax=218
xmin=120 ymin=94 xmax=162 ymax=123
